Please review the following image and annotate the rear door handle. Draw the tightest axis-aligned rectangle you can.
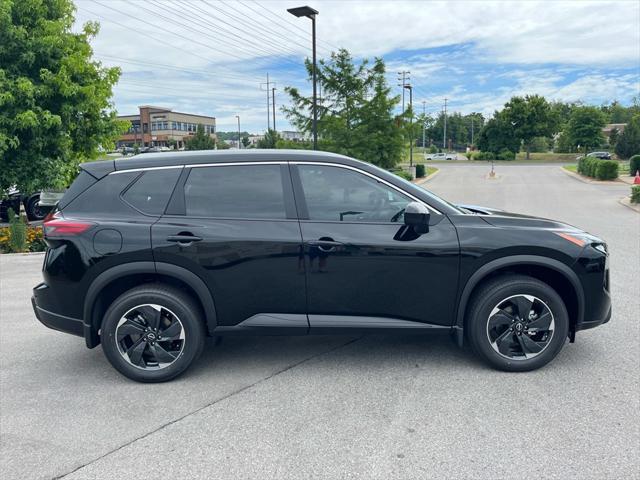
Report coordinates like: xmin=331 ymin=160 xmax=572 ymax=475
xmin=166 ymin=234 xmax=202 ymax=245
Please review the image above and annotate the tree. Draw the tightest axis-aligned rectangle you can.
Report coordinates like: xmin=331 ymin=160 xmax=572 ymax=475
xmin=476 ymin=111 xmax=520 ymax=154
xmin=0 ymin=0 xmax=128 ymax=192
xmin=185 ymin=124 xmax=215 ymax=150
xmin=283 ymin=49 xmax=404 ymax=168
xmin=615 ymin=115 xmax=640 ymax=159
xmin=501 ymin=95 xmax=559 ymax=159
xmin=241 ymin=135 xmax=250 ymax=148
xmin=257 ymin=129 xmax=280 ymax=149
xmin=566 ymin=106 xmax=606 ymax=153
xmin=608 ymin=128 xmax=620 ymax=148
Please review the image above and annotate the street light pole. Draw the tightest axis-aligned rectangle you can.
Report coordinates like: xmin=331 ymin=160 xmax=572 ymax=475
xmin=288 ymin=6 xmax=319 ymax=150
xmin=443 ymin=98 xmax=448 ymax=151
xmin=422 ymin=100 xmax=426 ymax=152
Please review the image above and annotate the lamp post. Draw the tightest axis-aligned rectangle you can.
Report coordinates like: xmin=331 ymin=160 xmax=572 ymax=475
xmin=404 ymin=85 xmax=413 ymax=167
xmin=287 ymin=5 xmax=319 ymax=150
xmin=236 ymin=115 xmax=241 ymax=149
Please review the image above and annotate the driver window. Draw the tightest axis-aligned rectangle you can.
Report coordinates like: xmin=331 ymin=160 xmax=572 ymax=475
xmin=298 ymin=165 xmax=411 ymax=222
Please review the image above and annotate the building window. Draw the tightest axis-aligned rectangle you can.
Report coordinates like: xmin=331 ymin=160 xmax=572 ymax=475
xmin=143 ymin=123 xmax=148 ymax=133
xmin=172 ymin=122 xmax=177 ymax=130
xmin=163 ymin=121 xmax=168 ymax=130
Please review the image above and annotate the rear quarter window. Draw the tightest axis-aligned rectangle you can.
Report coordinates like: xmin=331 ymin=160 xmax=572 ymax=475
xmin=122 ymin=168 xmax=183 ymax=215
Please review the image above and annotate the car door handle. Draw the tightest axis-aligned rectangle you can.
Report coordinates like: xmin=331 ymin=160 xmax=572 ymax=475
xmin=166 ymin=234 xmax=202 ymax=245
xmin=306 ymin=239 xmax=344 ymax=253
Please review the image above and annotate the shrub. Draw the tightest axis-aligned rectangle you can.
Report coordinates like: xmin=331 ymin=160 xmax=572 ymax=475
xmin=629 ymin=154 xmax=640 ymax=177
xmin=595 ymin=160 xmax=619 ymax=180
xmin=395 ymin=170 xmax=413 ymax=181
xmin=474 ymin=151 xmax=495 ymax=161
xmin=428 ymin=145 xmax=438 ymax=154
xmin=415 ymin=164 xmax=425 ymax=178
xmin=497 ymin=149 xmax=515 ymax=161
xmin=6 ymin=208 xmax=27 ymax=253
xmin=631 ymin=185 xmax=640 ymax=204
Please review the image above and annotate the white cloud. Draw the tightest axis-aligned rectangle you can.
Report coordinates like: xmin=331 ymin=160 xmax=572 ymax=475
xmin=74 ymin=0 xmax=640 ymax=132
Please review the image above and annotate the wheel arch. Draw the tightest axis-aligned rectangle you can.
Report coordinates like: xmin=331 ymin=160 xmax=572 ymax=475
xmin=83 ymin=262 xmax=217 ymax=348
xmin=455 ymin=255 xmax=584 ymax=344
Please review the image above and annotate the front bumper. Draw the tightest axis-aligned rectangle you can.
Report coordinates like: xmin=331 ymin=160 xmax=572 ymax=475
xmin=32 ymin=283 xmax=83 ymax=337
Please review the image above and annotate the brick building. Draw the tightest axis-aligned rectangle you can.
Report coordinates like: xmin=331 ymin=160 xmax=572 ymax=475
xmin=117 ymin=105 xmax=216 ymax=149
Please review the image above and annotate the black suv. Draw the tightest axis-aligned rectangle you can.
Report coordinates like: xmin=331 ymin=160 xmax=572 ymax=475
xmin=32 ymin=150 xmax=611 ymax=382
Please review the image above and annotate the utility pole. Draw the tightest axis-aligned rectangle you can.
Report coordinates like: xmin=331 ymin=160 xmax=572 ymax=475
xmin=260 ymin=74 xmax=274 ymax=131
xmin=236 ymin=115 xmax=241 ymax=149
xmin=404 ymin=85 xmax=413 ymax=167
xmin=422 ymin=100 xmax=426 ymax=151
xmin=271 ymin=87 xmax=277 ymax=132
xmin=443 ymin=98 xmax=448 ymax=151
xmin=471 ymin=116 xmax=474 ymax=146
xmin=397 ymin=71 xmax=410 ymax=114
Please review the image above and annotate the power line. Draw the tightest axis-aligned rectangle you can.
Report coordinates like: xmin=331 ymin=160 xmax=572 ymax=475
xmin=244 ymin=0 xmax=338 ymax=54
xmin=197 ymin=0 xmax=309 ymax=55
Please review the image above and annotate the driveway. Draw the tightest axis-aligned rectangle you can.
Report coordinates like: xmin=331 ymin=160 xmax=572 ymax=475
xmin=1 ymin=164 xmax=638 ymax=479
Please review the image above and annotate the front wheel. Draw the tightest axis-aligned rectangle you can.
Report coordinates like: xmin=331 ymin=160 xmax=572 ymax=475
xmin=466 ymin=275 xmax=569 ymax=372
xmin=101 ymin=284 xmax=205 ymax=382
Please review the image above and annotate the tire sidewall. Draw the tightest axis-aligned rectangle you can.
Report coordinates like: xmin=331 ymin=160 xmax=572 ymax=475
xmin=469 ymin=279 xmax=569 ymax=372
xmin=101 ymin=288 xmax=203 ymax=382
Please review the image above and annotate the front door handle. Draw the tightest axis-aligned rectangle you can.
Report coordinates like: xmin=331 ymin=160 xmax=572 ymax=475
xmin=166 ymin=234 xmax=202 ymax=246
xmin=306 ymin=239 xmax=344 ymax=253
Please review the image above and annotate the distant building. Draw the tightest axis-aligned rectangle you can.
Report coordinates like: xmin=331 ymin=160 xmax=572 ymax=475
xmin=603 ymin=123 xmax=626 ymax=136
xmin=247 ymin=135 xmax=264 ymax=146
xmin=280 ymin=130 xmax=309 ymax=142
xmin=116 ymin=105 xmax=216 ymax=149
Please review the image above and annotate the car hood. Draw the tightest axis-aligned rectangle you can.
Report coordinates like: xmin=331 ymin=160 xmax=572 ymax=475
xmin=457 ymin=204 xmax=582 ymax=232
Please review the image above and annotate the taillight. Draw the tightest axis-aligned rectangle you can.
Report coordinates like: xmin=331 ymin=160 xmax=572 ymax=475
xmin=43 ymin=213 xmax=95 ymax=237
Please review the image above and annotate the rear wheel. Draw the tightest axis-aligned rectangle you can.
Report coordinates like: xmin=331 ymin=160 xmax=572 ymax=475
xmin=26 ymin=196 xmax=46 ymax=221
xmin=466 ymin=275 xmax=569 ymax=372
xmin=101 ymin=284 xmax=205 ymax=382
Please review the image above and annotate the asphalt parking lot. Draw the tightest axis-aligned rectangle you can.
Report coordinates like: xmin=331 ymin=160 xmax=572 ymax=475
xmin=1 ymin=164 xmax=638 ymax=480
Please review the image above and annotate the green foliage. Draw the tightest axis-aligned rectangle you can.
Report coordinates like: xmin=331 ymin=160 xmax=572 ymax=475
xmin=608 ymin=128 xmax=620 ymax=148
xmin=578 ymin=157 xmax=619 ymax=179
xmin=501 ymin=95 xmax=559 ymax=159
xmin=394 ymin=170 xmax=413 ymax=181
xmin=0 ymin=0 xmax=128 ymax=192
xmin=7 ymin=208 xmax=27 ymax=253
xmin=566 ymin=106 xmax=606 ymax=151
xmin=631 ymin=185 xmax=640 ymax=204
xmin=415 ymin=164 xmax=425 ymax=178
xmin=284 ymin=50 xmax=404 ymax=168
xmin=595 ymin=160 xmax=619 ymax=180
xmin=241 ymin=135 xmax=250 ymax=148
xmin=185 ymin=124 xmax=215 ymax=150
xmin=497 ymin=149 xmax=516 ymax=160
xmin=275 ymin=138 xmax=312 ymax=150
xmin=428 ymin=144 xmax=438 ymax=154
xmin=529 ymin=136 xmax=551 ymax=153
xmin=629 ymin=155 xmax=640 ymax=176
xmin=472 ymin=151 xmax=496 ymax=161
xmin=476 ymin=111 xmax=521 ymax=155
xmin=257 ymin=129 xmax=280 ymax=149
xmin=615 ymin=115 xmax=640 ymax=159
xmin=554 ymin=130 xmax=575 ymax=153
xmin=601 ymin=99 xmax=640 ymax=124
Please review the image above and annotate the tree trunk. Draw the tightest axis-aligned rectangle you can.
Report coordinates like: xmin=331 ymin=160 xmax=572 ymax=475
xmin=526 ymin=144 xmax=531 ymax=160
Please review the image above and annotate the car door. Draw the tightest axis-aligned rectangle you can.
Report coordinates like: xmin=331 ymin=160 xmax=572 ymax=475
xmin=291 ymin=162 xmax=460 ymax=329
xmin=151 ymin=162 xmax=307 ymax=331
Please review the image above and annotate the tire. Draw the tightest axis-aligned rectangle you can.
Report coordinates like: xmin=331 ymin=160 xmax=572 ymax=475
xmin=466 ymin=275 xmax=569 ymax=372
xmin=26 ymin=196 xmax=46 ymax=221
xmin=101 ymin=284 xmax=206 ymax=382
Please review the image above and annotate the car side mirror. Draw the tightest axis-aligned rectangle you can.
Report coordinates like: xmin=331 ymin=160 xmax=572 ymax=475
xmin=404 ymin=202 xmax=430 ymax=234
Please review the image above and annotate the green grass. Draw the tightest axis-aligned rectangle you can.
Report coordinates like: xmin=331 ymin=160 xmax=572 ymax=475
xmin=515 ymin=152 xmax=578 ymax=162
xmin=563 ymin=164 xmax=577 ymax=173
xmin=426 ymin=166 xmax=438 ymax=176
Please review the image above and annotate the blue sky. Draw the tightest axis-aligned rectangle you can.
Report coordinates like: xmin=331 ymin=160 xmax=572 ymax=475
xmin=75 ymin=0 xmax=640 ymax=133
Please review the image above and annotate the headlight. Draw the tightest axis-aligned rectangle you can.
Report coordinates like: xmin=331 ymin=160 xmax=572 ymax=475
xmin=553 ymin=231 xmax=606 ymax=252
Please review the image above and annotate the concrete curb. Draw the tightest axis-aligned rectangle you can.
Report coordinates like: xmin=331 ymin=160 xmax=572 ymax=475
xmin=0 ymin=251 xmax=45 ymax=257
xmin=415 ymin=168 xmax=440 ymax=185
xmin=560 ymin=167 xmax=622 ymax=185
xmin=618 ymin=196 xmax=640 ymax=213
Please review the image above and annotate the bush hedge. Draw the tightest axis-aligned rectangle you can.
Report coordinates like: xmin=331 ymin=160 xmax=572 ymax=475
xmin=395 ymin=170 xmax=413 ymax=181
xmin=415 ymin=164 xmax=425 ymax=178
xmin=629 ymin=154 xmax=640 ymax=177
xmin=577 ymin=157 xmax=619 ymax=180
xmin=470 ymin=150 xmax=515 ymax=161
xmin=595 ymin=160 xmax=619 ymax=180
xmin=631 ymin=185 xmax=640 ymax=204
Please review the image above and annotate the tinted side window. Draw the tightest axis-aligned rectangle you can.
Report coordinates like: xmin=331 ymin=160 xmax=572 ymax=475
xmin=184 ymin=165 xmax=286 ymax=219
xmin=298 ymin=165 xmax=411 ymax=222
xmin=122 ymin=168 xmax=182 ymax=215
